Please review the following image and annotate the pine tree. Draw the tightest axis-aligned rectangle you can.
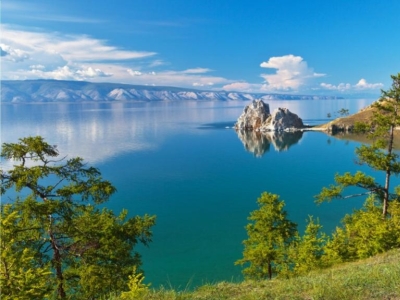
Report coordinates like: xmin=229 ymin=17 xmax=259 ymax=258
xmin=0 ymin=136 xmax=156 ymax=299
xmin=322 ymin=195 xmax=400 ymax=263
xmin=289 ymin=216 xmax=327 ymax=276
xmin=0 ymin=202 xmax=53 ymax=300
xmin=235 ymin=192 xmax=297 ymax=280
xmin=316 ymin=73 xmax=400 ymax=218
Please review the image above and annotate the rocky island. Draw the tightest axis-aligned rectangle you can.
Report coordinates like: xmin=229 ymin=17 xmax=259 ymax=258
xmin=234 ymin=98 xmax=400 ymax=156
xmin=234 ymin=99 xmax=306 ymax=156
xmin=235 ymin=99 xmax=304 ymax=132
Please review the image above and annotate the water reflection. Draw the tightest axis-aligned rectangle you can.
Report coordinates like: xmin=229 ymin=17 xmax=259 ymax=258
xmin=328 ymin=131 xmax=400 ymax=150
xmin=236 ymin=130 xmax=304 ymax=157
xmin=1 ymin=102 xmax=248 ymax=166
xmin=1 ymin=99 xmax=377 ymax=165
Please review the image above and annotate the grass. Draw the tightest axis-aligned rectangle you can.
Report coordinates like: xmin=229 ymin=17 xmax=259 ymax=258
xmin=108 ymin=248 xmax=400 ymax=300
xmin=316 ymin=102 xmax=377 ymax=131
xmin=313 ymin=100 xmax=400 ymax=149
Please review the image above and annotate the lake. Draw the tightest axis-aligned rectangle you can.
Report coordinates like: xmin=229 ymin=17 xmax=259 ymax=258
xmin=1 ymin=98 xmax=391 ymax=289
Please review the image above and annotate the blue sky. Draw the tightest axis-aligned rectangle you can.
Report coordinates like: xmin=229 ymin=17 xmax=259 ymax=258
xmin=1 ymin=0 xmax=399 ymax=96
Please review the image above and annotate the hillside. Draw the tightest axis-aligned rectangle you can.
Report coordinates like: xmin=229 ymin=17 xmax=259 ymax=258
xmin=111 ymin=249 xmax=400 ymax=299
xmin=1 ymin=80 xmax=343 ymax=103
xmin=314 ymin=101 xmax=400 ymax=148
xmin=316 ymin=103 xmax=377 ymax=130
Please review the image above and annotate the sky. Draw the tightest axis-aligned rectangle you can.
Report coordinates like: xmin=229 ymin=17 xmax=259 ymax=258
xmin=1 ymin=0 xmax=399 ymax=96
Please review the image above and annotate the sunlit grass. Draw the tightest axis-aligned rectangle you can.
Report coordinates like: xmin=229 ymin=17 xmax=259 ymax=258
xmin=108 ymin=248 xmax=400 ymax=299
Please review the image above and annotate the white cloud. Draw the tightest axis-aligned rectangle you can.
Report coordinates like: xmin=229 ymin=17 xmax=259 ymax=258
xmin=0 ymin=24 xmax=157 ymax=81
xmin=260 ymin=54 xmax=325 ymax=91
xmin=320 ymin=78 xmax=383 ymax=92
xmin=127 ymin=69 xmax=142 ymax=76
xmin=29 ymin=64 xmax=45 ymax=70
xmin=223 ymin=82 xmax=255 ymax=92
xmin=193 ymin=82 xmax=214 ymax=87
xmin=52 ymin=38 xmax=155 ymax=62
xmin=0 ymin=43 xmax=30 ymax=62
xmin=149 ymin=60 xmax=165 ymax=67
xmin=320 ymin=82 xmax=352 ymax=91
xmin=76 ymin=67 xmax=112 ymax=78
xmin=0 ymin=25 xmax=155 ymax=63
xmin=183 ymin=68 xmax=212 ymax=74
xmin=25 ymin=65 xmax=112 ymax=81
xmin=354 ymin=78 xmax=383 ymax=89
xmin=0 ymin=25 xmax=233 ymax=89
xmin=122 ymin=69 xmax=229 ymax=87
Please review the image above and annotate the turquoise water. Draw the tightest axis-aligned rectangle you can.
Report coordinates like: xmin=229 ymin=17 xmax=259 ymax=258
xmin=1 ymin=98 xmax=392 ymax=289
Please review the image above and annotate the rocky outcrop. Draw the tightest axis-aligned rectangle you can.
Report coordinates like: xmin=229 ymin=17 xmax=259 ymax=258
xmin=261 ymin=108 xmax=304 ymax=131
xmin=327 ymin=123 xmax=354 ymax=133
xmin=235 ymin=100 xmax=304 ymax=132
xmin=235 ymin=100 xmax=270 ymax=130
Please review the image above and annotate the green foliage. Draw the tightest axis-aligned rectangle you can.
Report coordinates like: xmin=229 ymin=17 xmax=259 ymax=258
xmin=287 ymin=216 xmax=328 ymax=276
xmin=0 ymin=202 xmax=53 ymax=300
xmin=316 ymin=73 xmax=400 ymax=217
xmin=322 ymin=196 xmax=400 ymax=264
xmin=315 ymin=171 xmax=380 ymax=204
xmin=0 ymin=136 xmax=156 ymax=299
xmin=337 ymin=108 xmax=350 ymax=117
xmin=235 ymin=192 xmax=297 ymax=280
xmin=119 ymin=267 xmax=150 ymax=299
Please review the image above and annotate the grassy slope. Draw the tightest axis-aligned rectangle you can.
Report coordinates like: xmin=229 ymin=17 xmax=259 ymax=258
xmin=314 ymin=101 xmax=400 ymax=149
xmin=316 ymin=103 xmax=377 ymax=131
xmin=115 ymin=249 xmax=400 ymax=300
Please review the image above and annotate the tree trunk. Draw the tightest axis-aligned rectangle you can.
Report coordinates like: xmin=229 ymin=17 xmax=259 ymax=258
xmin=384 ymin=120 xmax=395 ymax=218
xmin=268 ymin=262 xmax=272 ymax=280
xmin=49 ymin=215 xmax=66 ymax=299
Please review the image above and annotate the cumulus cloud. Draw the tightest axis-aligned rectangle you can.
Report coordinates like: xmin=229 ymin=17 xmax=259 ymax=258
xmin=25 ymin=64 xmax=112 ymax=81
xmin=0 ymin=44 xmax=30 ymax=62
xmin=76 ymin=67 xmax=112 ymax=78
xmin=320 ymin=78 xmax=383 ymax=92
xmin=320 ymin=82 xmax=352 ymax=91
xmin=354 ymin=78 xmax=383 ymax=89
xmin=127 ymin=69 xmax=142 ymax=76
xmin=260 ymin=54 xmax=325 ymax=91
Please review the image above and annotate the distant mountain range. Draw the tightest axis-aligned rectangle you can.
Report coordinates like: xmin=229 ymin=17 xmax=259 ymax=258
xmin=1 ymin=80 xmax=343 ymax=103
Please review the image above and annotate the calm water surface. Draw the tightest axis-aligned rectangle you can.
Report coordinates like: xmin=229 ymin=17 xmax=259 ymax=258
xmin=1 ymin=98 xmax=391 ymax=289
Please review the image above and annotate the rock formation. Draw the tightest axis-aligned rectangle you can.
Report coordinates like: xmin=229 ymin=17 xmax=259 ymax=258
xmin=235 ymin=100 xmax=270 ymax=130
xmin=235 ymin=100 xmax=304 ymax=131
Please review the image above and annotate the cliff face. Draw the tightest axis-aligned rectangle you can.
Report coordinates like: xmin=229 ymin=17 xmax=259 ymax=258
xmin=1 ymin=80 xmax=343 ymax=103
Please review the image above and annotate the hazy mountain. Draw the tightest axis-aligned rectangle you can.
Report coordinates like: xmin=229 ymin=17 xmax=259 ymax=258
xmin=1 ymin=80 xmax=343 ymax=103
